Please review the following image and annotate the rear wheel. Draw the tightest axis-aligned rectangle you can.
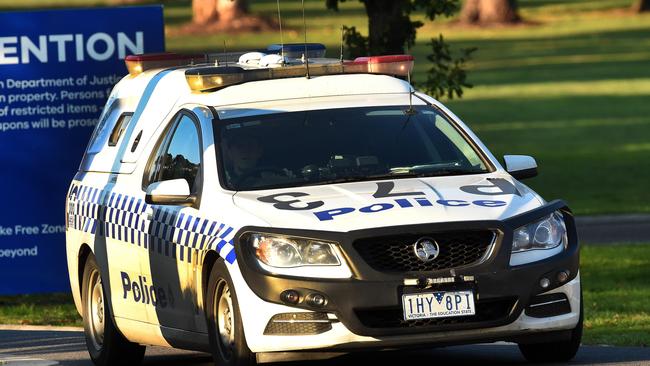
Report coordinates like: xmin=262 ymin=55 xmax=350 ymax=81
xmin=206 ymin=259 xmax=256 ymax=366
xmin=518 ymin=290 xmax=583 ymax=363
xmin=82 ymin=254 xmax=146 ymax=366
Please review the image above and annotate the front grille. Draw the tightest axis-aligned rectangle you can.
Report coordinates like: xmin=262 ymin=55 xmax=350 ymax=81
xmin=353 ymin=230 xmax=495 ymax=273
xmin=355 ymin=297 xmax=516 ymax=329
xmin=263 ymin=312 xmax=333 ymax=335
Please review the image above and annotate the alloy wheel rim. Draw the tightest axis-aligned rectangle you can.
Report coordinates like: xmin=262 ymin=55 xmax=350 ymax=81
xmin=87 ymin=268 xmax=105 ymax=350
xmin=217 ymin=280 xmax=235 ymax=358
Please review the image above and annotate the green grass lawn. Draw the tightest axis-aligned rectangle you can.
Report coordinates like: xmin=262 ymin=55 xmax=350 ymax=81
xmin=0 ymin=293 xmax=82 ymax=327
xmin=0 ymin=0 xmax=648 ymax=214
xmin=582 ymin=244 xmax=650 ymax=346
xmin=1 ymin=244 xmax=649 ymax=347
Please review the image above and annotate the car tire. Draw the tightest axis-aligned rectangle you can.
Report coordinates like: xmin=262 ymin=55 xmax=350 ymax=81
xmin=206 ymin=259 xmax=256 ymax=366
xmin=81 ymin=254 xmax=146 ymax=366
xmin=518 ymin=290 xmax=583 ymax=363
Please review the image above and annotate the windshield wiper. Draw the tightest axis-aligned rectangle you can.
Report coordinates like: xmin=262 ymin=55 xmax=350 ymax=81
xmin=391 ymin=162 xmax=462 ymax=174
xmin=391 ymin=162 xmax=481 ymax=176
xmin=305 ymin=174 xmax=409 ymax=186
xmin=309 ymin=166 xmax=483 ymax=186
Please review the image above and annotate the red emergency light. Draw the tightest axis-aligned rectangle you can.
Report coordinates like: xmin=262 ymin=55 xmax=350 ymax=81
xmin=125 ymin=53 xmax=203 ymax=76
xmin=350 ymin=55 xmax=415 ymax=76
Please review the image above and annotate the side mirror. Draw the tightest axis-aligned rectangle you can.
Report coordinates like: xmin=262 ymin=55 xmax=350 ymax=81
xmin=145 ymin=179 xmax=196 ymax=206
xmin=504 ymin=155 xmax=538 ymax=180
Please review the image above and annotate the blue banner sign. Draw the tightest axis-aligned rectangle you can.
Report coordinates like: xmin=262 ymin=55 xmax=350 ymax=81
xmin=0 ymin=6 xmax=164 ymax=294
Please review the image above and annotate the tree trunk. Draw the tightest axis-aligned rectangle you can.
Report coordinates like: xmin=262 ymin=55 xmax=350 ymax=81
xmin=192 ymin=0 xmax=249 ymax=25
xmin=461 ymin=0 xmax=520 ymax=24
xmin=363 ymin=0 xmax=411 ymax=55
xmin=217 ymin=0 xmax=249 ymax=23
xmin=632 ymin=0 xmax=650 ymax=12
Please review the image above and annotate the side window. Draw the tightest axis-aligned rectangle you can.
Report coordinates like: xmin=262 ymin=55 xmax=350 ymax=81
xmin=86 ymin=101 xmax=120 ymax=154
xmin=108 ymin=113 xmax=134 ymax=146
xmin=146 ymin=114 xmax=202 ymax=193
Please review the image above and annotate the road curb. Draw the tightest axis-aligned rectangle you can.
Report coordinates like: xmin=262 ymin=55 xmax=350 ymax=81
xmin=0 ymin=324 xmax=83 ymax=332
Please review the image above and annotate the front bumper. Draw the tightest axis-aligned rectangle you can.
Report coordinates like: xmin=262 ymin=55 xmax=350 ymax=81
xmin=234 ymin=200 xmax=580 ymax=352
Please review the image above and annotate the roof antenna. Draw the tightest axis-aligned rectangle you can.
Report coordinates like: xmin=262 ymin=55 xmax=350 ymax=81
xmin=405 ymin=45 xmax=416 ymax=115
xmin=301 ymin=0 xmax=310 ymax=78
xmin=406 ymin=71 xmax=416 ymax=115
xmin=339 ymin=26 xmax=344 ymax=62
xmin=223 ymin=40 xmax=228 ymax=67
xmin=276 ymin=0 xmax=284 ymax=58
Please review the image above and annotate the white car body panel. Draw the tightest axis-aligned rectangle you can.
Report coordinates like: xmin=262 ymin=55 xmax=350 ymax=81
xmin=233 ymin=174 xmax=544 ymax=232
xmin=65 ymin=67 xmax=580 ymax=358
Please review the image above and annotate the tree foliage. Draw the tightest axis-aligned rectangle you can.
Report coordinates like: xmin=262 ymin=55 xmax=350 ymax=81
xmin=421 ymin=35 xmax=476 ymax=99
xmin=328 ymin=0 xmax=475 ymax=99
xmin=327 ymin=0 xmax=458 ymax=54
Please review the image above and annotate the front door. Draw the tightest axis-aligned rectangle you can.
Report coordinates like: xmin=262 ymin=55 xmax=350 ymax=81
xmin=139 ymin=111 xmax=204 ymax=332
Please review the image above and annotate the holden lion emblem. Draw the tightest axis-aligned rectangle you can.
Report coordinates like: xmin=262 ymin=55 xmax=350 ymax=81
xmin=413 ymin=237 xmax=440 ymax=263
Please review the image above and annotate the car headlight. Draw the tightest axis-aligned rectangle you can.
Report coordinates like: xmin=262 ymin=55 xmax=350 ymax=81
xmin=510 ymin=211 xmax=568 ymax=266
xmin=243 ymin=233 xmax=352 ymax=278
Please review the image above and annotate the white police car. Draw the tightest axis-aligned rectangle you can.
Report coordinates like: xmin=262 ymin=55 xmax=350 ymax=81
xmin=65 ymin=44 xmax=582 ymax=366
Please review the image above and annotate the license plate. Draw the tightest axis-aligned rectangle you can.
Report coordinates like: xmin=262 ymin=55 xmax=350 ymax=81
xmin=402 ymin=290 xmax=476 ymax=320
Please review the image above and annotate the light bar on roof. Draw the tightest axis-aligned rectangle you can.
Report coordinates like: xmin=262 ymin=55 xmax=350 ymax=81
xmin=185 ymin=54 xmax=414 ymax=92
xmin=352 ymin=55 xmax=415 ymax=76
xmin=125 ymin=53 xmax=203 ymax=76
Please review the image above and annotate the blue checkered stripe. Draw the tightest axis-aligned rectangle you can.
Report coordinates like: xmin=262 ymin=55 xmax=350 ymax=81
xmin=70 ymin=184 xmax=237 ymax=264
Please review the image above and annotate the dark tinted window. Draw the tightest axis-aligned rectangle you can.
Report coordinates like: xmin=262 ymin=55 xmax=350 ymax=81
xmin=108 ymin=113 xmax=133 ymax=146
xmin=148 ymin=115 xmax=201 ymax=192
xmin=216 ymin=106 xmax=488 ymax=191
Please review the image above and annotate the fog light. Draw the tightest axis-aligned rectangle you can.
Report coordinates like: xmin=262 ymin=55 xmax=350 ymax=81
xmin=281 ymin=290 xmax=300 ymax=305
xmin=306 ymin=293 xmax=327 ymax=307
xmin=539 ymin=277 xmax=550 ymax=289
xmin=557 ymin=270 xmax=570 ymax=283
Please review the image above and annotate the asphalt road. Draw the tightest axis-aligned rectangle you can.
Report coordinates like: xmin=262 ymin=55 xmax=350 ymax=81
xmin=576 ymin=214 xmax=650 ymax=244
xmin=1 ymin=329 xmax=650 ymax=366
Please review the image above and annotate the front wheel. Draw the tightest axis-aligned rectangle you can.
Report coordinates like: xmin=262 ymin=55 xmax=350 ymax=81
xmin=81 ymin=254 xmax=145 ymax=366
xmin=518 ymin=291 xmax=583 ymax=363
xmin=206 ymin=259 xmax=256 ymax=366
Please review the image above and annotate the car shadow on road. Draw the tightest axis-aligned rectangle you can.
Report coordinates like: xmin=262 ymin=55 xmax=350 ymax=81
xmin=141 ymin=343 xmax=650 ymax=366
xmin=2 ymin=331 xmax=650 ymax=366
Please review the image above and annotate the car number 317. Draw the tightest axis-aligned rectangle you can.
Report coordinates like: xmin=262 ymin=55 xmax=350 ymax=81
xmin=402 ymin=290 xmax=476 ymax=320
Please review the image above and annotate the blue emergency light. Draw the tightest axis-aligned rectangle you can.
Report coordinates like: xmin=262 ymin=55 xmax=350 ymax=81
xmin=267 ymin=43 xmax=326 ymax=58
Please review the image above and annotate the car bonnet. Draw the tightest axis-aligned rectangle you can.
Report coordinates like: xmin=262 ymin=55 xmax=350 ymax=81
xmin=232 ymin=173 xmax=545 ymax=232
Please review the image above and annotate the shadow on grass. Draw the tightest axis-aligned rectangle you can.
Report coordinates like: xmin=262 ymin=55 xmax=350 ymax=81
xmin=519 ymin=0 xmax=632 ymax=12
xmin=469 ymin=58 xmax=650 ymax=86
xmin=410 ymin=27 xmax=650 ymax=87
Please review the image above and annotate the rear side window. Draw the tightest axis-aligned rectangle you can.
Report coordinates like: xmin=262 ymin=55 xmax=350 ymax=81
xmin=145 ymin=114 xmax=202 ymax=193
xmin=108 ymin=113 xmax=133 ymax=146
xmin=86 ymin=101 xmax=119 ymax=154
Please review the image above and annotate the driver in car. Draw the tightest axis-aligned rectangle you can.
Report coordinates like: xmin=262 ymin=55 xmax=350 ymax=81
xmin=223 ymin=134 xmax=293 ymax=188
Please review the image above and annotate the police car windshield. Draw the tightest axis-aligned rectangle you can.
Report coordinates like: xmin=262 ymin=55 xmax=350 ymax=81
xmin=215 ymin=106 xmax=489 ymax=191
